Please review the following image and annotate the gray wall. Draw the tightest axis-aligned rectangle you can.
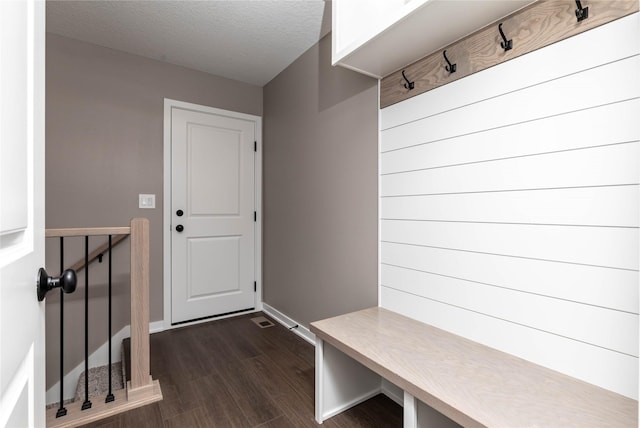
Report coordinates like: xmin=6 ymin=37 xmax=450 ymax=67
xmin=45 ymin=31 xmax=378 ymax=389
xmin=263 ymin=34 xmax=379 ymax=327
xmin=45 ymin=34 xmax=262 ymax=388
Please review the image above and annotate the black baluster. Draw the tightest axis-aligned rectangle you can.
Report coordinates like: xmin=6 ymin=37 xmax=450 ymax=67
xmin=81 ymin=235 xmax=92 ymax=410
xmin=56 ymin=237 xmax=67 ymax=418
xmin=105 ymin=235 xmax=114 ymax=403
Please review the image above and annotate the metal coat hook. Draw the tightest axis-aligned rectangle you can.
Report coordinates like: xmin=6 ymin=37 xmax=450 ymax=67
xmin=498 ymin=23 xmax=513 ymax=51
xmin=443 ymin=50 xmax=456 ymax=74
xmin=575 ymin=0 xmax=589 ymax=22
xmin=402 ymin=70 xmax=414 ymax=90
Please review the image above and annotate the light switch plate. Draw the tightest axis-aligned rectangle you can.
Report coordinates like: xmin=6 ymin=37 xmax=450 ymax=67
xmin=139 ymin=194 xmax=155 ymax=209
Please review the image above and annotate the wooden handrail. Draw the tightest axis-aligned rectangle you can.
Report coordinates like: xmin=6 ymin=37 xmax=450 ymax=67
xmin=68 ymin=234 xmax=129 ymax=273
xmin=45 ymin=226 xmax=131 ymax=237
xmin=45 ymin=225 xmax=131 ymax=273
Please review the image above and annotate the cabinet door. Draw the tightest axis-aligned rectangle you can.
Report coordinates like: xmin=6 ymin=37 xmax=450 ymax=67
xmin=332 ymin=0 xmax=426 ymax=71
xmin=331 ymin=0 xmax=534 ymax=78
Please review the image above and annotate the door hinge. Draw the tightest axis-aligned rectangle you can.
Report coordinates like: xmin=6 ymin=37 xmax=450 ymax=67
xmin=254 ymin=281 xmax=257 ymax=292
xmin=254 ymin=211 xmax=257 ymax=222
xmin=254 ymin=141 xmax=257 ymax=152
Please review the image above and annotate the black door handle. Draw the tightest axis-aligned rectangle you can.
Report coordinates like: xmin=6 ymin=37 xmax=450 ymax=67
xmin=176 ymin=224 xmax=184 ymax=232
xmin=176 ymin=209 xmax=183 ymax=217
xmin=37 ymin=268 xmax=77 ymax=301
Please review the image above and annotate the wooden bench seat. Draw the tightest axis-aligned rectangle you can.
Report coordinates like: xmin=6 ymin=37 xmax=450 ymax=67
xmin=310 ymin=307 xmax=637 ymax=427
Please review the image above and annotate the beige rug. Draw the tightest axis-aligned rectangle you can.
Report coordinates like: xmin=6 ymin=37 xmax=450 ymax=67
xmin=75 ymin=361 xmax=125 ymax=402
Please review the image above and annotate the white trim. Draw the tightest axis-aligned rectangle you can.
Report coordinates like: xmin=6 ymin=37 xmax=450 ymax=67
xmin=323 ymin=388 xmax=381 ymax=422
xmin=377 ymin=79 xmax=382 ymax=308
xmin=254 ymin=117 xmax=263 ymax=312
xmin=403 ymin=391 xmax=418 ymax=428
xmin=163 ymin=100 xmax=172 ymax=331
xmin=149 ymin=320 xmax=164 ymax=335
xmin=315 ymin=337 xmax=324 ymax=423
xmin=261 ymin=302 xmax=315 ymax=345
xmin=163 ymin=98 xmax=263 ymax=330
xmin=381 ymin=379 xmax=403 ymax=407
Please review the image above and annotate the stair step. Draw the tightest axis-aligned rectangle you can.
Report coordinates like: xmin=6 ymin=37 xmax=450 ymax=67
xmin=75 ymin=361 xmax=124 ymax=402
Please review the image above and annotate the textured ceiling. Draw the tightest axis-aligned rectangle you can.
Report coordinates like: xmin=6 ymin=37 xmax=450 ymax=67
xmin=46 ymin=0 xmax=331 ymax=86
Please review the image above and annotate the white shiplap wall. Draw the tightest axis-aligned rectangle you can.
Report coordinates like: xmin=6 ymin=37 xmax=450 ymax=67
xmin=379 ymin=13 xmax=639 ymax=399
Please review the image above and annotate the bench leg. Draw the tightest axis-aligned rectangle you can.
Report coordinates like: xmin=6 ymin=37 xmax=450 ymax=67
xmin=404 ymin=391 xmax=418 ymax=428
xmin=315 ymin=337 xmax=381 ymax=423
xmin=315 ymin=337 xmax=325 ymax=424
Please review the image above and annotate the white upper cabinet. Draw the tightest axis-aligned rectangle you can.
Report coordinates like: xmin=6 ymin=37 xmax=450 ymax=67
xmin=332 ymin=0 xmax=536 ymax=79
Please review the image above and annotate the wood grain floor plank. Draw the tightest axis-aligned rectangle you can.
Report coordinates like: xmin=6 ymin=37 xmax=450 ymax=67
xmin=254 ymin=414 xmax=298 ymax=428
xmin=258 ymin=345 xmax=315 ymax=400
xmin=266 ymin=326 xmax=316 ymax=367
xmin=118 ymin=402 xmax=163 ymax=428
xmin=199 ymin=373 xmax=253 ymax=428
xmin=81 ymin=312 xmax=401 ymax=428
xmin=78 ymin=415 xmax=122 ymax=428
xmin=155 ymin=383 xmax=183 ymax=421
xmin=163 ymin=407 xmax=211 ymax=428
xmin=217 ymin=359 xmax=284 ymax=426
xmin=213 ymin=316 xmax=271 ymax=361
xmin=241 ymin=353 xmax=320 ymax=427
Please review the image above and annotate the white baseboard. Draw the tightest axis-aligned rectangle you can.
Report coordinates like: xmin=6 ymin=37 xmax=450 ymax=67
xmin=322 ymin=387 xmax=382 ymax=421
xmin=261 ymin=302 xmax=315 ymax=345
xmin=45 ymin=320 xmax=165 ymax=405
xmin=149 ymin=320 xmax=164 ymax=334
xmin=381 ymin=379 xmax=403 ymax=406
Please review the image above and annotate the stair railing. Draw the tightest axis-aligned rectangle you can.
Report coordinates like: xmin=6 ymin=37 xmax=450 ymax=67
xmin=68 ymin=233 xmax=128 ymax=273
xmin=43 ymin=218 xmax=162 ymax=428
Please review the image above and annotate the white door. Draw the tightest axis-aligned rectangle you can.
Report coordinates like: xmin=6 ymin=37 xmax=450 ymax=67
xmin=170 ymin=105 xmax=258 ymax=324
xmin=0 ymin=1 xmax=46 ymax=427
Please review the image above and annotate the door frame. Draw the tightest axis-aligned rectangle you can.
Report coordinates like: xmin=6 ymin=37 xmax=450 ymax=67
xmin=163 ymin=98 xmax=262 ymax=330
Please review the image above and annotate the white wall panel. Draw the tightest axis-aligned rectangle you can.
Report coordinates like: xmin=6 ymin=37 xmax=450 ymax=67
xmin=381 ymin=99 xmax=639 ymax=175
xmin=381 ymin=142 xmax=638 ymax=196
xmin=381 ymin=14 xmax=640 ymax=130
xmin=381 ymin=56 xmax=639 ymax=152
xmin=381 ymin=242 xmax=638 ymax=314
xmin=381 ymin=264 xmax=637 ymax=356
xmin=381 ymin=286 xmax=639 ymax=399
xmin=379 ymin=14 xmax=640 ymax=398
xmin=382 ymin=186 xmax=638 ymax=227
xmin=382 ymin=220 xmax=637 ymax=270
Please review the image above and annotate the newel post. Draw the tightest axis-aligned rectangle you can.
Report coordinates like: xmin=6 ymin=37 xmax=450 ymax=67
xmin=128 ymin=218 xmax=153 ymax=396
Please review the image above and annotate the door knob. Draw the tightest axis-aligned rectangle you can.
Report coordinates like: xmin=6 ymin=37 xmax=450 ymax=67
xmin=175 ymin=224 xmax=184 ymax=232
xmin=37 ymin=268 xmax=77 ymax=301
xmin=176 ymin=209 xmax=183 ymax=217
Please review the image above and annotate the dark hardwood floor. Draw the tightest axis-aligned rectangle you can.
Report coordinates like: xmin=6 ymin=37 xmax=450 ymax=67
xmin=81 ymin=312 xmax=402 ymax=428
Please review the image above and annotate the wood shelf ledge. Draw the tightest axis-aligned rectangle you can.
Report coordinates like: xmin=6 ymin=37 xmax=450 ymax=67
xmin=311 ymin=307 xmax=637 ymax=427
